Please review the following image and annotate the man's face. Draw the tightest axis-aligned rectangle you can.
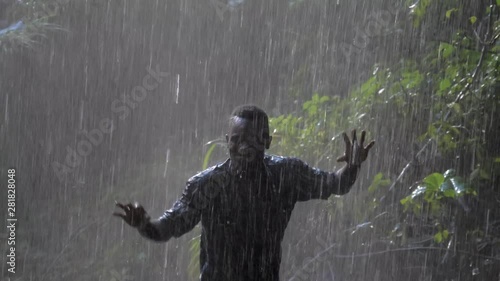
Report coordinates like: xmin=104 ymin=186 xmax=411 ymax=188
xmin=226 ymin=117 xmax=271 ymax=165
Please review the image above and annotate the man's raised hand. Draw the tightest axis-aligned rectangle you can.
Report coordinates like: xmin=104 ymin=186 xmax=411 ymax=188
xmin=113 ymin=202 xmax=150 ymax=228
xmin=336 ymin=129 xmax=375 ymax=166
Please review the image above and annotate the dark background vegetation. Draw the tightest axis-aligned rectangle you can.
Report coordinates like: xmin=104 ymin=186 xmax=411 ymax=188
xmin=0 ymin=0 xmax=499 ymax=280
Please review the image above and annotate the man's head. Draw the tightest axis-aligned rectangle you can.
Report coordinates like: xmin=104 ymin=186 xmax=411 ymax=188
xmin=226 ymin=105 xmax=272 ymax=168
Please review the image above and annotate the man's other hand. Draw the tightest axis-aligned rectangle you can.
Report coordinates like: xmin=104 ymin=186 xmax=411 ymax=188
xmin=337 ymin=129 xmax=375 ymax=166
xmin=113 ymin=202 xmax=150 ymax=228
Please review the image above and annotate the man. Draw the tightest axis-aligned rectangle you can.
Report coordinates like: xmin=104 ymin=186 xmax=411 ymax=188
xmin=114 ymin=105 xmax=374 ymax=281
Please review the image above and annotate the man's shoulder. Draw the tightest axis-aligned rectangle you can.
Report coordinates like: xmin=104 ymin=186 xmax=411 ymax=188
xmin=186 ymin=159 xmax=230 ymax=187
xmin=264 ymin=154 xmax=306 ymax=169
xmin=265 ymin=154 xmax=304 ymax=164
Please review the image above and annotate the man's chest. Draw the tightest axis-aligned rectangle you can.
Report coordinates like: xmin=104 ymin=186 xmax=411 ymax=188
xmin=202 ymin=177 xmax=293 ymax=236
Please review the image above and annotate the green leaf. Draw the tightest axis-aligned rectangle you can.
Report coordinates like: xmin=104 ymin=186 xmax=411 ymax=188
xmin=303 ymin=100 xmax=311 ymax=111
xmin=467 ymin=188 xmax=478 ymax=196
xmin=497 ymin=0 xmax=500 ymax=7
xmin=423 ymin=173 xmax=445 ymax=191
xmin=443 ymin=188 xmax=456 ymax=198
xmin=434 ymin=231 xmax=443 ymax=243
xmin=494 ymin=157 xmax=500 ymax=163
xmin=309 ymin=105 xmax=317 ymax=115
xmin=446 ymin=8 xmax=458 ymax=19
xmin=442 ymin=229 xmax=449 ymax=239
xmin=470 ymin=16 xmax=477 ymax=24
xmin=203 ymin=142 xmax=221 ymax=169
xmin=434 ymin=229 xmax=449 ymax=243
xmin=401 ymin=70 xmax=424 ymax=89
xmin=319 ymin=95 xmax=330 ymax=103
xmin=400 ymin=196 xmax=411 ymax=206
xmin=368 ymin=173 xmax=391 ymax=193
xmin=360 ymin=76 xmax=378 ymax=96
xmin=439 ymin=43 xmax=455 ymax=58
xmin=439 ymin=78 xmax=451 ymax=91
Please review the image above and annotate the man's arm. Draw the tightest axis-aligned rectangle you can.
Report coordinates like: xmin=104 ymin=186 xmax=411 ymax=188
xmin=115 ymin=163 xmax=227 ymax=241
xmin=139 ymin=179 xmax=204 ymax=242
xmin=115 ymin=179 xmax=203 ymax=242
xmin=289 ymin=159 xmax=359 ymax=201
xmin=290 ymin=130 xmax=374 ymax=201
xmin=138 ymin=204 xmax=201 ymax=242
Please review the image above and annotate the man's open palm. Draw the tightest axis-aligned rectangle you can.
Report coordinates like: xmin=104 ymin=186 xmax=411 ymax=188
xmin=336 ymin=129 xmax=375 ymax=166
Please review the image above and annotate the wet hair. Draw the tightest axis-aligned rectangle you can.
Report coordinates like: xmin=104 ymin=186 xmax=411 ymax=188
xmin=230 ymin=105 xmax=270 ymax=134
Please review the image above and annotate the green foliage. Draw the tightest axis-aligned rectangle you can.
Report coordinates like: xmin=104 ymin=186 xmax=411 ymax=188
xmin=446 ymin=8 xmax=458 ymax=19
xmin=434 ymin=228 xmax=450 ymax=243
xmin=400 ymin=169 xmax=475 ymax=214
xmin=368 ymin=173 xmax=391 ymax=194
xmin=408 ymin=0 xmax=432 ymax=26
xmin=269 ymin=93 xmax=347 ymax=165
xmin=399 ymin=168 xmax=484 ymax=246
xmin=202 ymin=141 xmax=221 ymax=170
xmin=274 ymin=1 xmax=500 ymax=277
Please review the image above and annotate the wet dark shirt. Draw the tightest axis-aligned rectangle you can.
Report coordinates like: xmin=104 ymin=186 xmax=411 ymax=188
xmin=139 ymin=154 xmax=358 ymax=281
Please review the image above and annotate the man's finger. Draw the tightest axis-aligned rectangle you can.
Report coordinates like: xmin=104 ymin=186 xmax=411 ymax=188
xmin=365 ymin=140 xmax=375 ymax=151
xmin=360 ymin=131 xmax=366 ymax=146
xmin=113 ymin=212 xmax=126 ymax=219
xmin=342 ymin=132 xmax=351 ymax=146
xmin=337 ymin=155 xmax=347 ymax=162
xmin=351 ymin=129 xmax=357 ymax=143
xmin=115 ymin=202 xmax=126 ymax=210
